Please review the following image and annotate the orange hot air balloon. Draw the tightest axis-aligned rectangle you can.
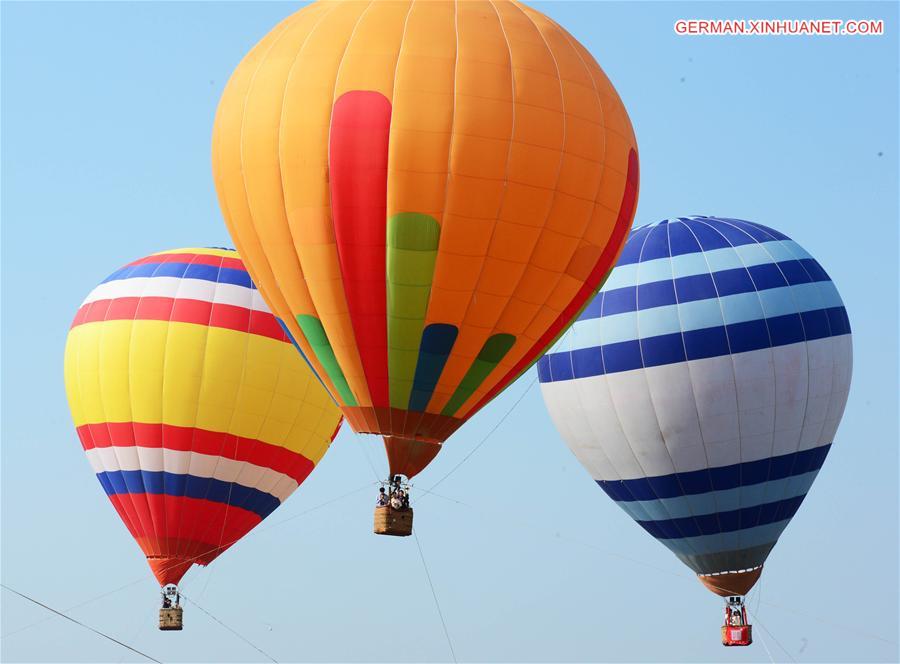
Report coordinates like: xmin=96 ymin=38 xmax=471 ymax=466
xmin=212 ymin=0 xmax=639 ymax=483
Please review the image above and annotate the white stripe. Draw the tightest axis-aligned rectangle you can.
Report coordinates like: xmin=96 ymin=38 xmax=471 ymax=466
xmin=603 ymin=240 xmax=816 ymax=289
xmin=82 ymin=277 xmax=269 ymax=312
xmin=84 ymin=447 xmax=298 ymax=502
xmin=540 ymin=338 xmax=843 ymax=480
xmin=563 ymin=282 xmax=845 ymax=350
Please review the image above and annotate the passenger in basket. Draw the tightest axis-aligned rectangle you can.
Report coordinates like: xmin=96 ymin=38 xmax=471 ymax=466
xmin=376 ymin=487 xmax=389 ymax=507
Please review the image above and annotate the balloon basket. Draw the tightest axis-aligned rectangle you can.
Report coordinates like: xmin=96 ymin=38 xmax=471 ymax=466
xmin=374 ymin=506 xmax=413 ymax=537
xmin=721 ymin=596 xmax=751 ymax=646
xmin=159 ymin=607 xmax=183 ymax=631
xmin=721 ymin=624 xmax=752 ymax=646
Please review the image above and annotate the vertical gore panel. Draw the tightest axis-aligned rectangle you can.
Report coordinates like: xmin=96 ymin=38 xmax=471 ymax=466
xmin=384 ymin=436 xmax=443 ymax=479
xmin=387 ymin=212 xmax=441 ymax=409
xmin=329 ymin=90 xmax=392 ymax=408
xmin=296 ymin=314 xmax=357 ymax=406
xmin=409 ymin=323 xmax=459 ymax=412
xmin=442 ymin=333 xmax=517 ymax=417
xmin=467 ymin=148 xmax=640 ymax=418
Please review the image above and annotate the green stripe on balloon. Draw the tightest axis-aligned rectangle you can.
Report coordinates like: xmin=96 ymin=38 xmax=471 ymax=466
xmin=463 ymin=264 xmax=619 ymax=417
xmin=386 ymin=212 xmax=441 ymax=410
xmin=295 ymin=314 xmax=358 ymax=407
xmin=441 ymin=333 xmax=517 ymax=417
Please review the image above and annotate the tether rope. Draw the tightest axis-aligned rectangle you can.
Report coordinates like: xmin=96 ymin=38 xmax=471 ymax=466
xmin=1 ymin=482 xmax=377 ymax=640
xmin=411 ymin=482 xmax=899 ymax=649
xmin=0 ymin=584 xmax=162 ymax=663
xmin=425 ymin=374 xmax=537 ymax=493
xmin=180 ymin=591 xmax=278 ymax=663
xmin=748 ymin=607 xmax=796 ymax=662
xmin=412 ymin=529 xmax=457 ymax=663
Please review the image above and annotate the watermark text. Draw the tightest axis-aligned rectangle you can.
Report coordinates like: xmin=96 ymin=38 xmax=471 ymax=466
xmin=674 ymin=19 xmax=884 ymax=36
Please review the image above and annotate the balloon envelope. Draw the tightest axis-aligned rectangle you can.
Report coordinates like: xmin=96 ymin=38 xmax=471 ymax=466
xmin=538 ymin=217 xmax=852 ymax=594
xmin=64 ymin=248 xmax=343 ymax=585
xmin=212 ymin=0 xmax=639 ymax=477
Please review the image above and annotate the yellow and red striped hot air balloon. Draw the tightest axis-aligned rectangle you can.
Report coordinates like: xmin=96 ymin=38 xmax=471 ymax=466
xmin=212 ymin=0 xmax=639 ymax=481
xmin=64 ymin=248 xmax=343 ymax=600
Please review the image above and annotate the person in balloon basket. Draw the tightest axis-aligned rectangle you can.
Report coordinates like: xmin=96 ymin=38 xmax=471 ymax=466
xmin=376 ymin=487 xmax=389 ymax=508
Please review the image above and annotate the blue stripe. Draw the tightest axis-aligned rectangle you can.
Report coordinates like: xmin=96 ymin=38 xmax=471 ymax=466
xmin=666 ymin=220 xmax=703 ymax=257
xmin=594 ymin=258 xmax=831 ymax=318
xmin=618 ymin=217 xmax=794 ymax=266
xmin=715 ymin=218 xmax=790 ymax=242
xmin=596 ymin=444 xmax=830 ymax=502
xmin=611 ymin=469 xmax=820 ymax=522
xmin=639 ymin=222 xmax=671 ymax=262
xmin=616 ymin=226 xmax=652 ymax=265
xmin=567 ymin=282 xmax=844 ymax=348
xmin=102 ymin=263 xmax=255 ymax=289
xmin=97 ymin=471 xmax=280 ymax=520
xmin=540 ymin=306 xmax=848 ymax=380
xmin=409 ymin=323 xmax=459 ymax=412
xmin=603 ymin=240 xmax=816 ymax=290
xmin=664 ymin=519 xmax=790 ymax=556
xmin=635 ymin=493 xmax=807 ymax=539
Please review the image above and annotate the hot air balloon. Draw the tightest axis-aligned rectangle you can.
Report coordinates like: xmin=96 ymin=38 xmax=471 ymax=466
xmin=537 ymin=217 xmax=852 ymax=645
xmin=211 ymin=0 xmax=639 ymax=527
xmin=64 ymin=248 xmax=343 ymax=629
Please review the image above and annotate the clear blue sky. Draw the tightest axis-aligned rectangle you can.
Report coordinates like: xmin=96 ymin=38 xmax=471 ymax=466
xmin=2 ymin=2 xmax=897 ymax=662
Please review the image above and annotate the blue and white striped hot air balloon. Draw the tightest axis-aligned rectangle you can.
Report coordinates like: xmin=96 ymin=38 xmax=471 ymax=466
xmin=537 ymin=216 xmax=852 ymax=606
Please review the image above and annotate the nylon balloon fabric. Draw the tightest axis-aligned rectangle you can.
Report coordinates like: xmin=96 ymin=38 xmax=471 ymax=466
xmin=537 ymin=217 xmax=852 ymax=594
xmin=64 ymin=248 xmax=343 ymax=586
xmin=211 ymin=0 xmax=639 ymax=477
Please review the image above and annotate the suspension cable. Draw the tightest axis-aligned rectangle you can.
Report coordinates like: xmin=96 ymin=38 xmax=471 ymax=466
xmin=1 ymin=482 xmax=377 ymax=640
xmin=748 ymin=607 xmax=796 ymax=663
xmin=752 ymin=614 xmax=777 ymax=664
xmin=0 ymin=584 xmax=162 ymax=663
xmin=757 ymin=598 xmax=897 ymax=646
xmin=411 ymin=484 xmax=900 ymax=649
xmin=412 ymin=530 xmax=457 ymax=663
xmin=180 ymin=591 xmax=278 ymax=663
xmin=425 ymin=374 xmax=536 ymax=493
xmin=356 ymin=436 xmax=384 ymax=482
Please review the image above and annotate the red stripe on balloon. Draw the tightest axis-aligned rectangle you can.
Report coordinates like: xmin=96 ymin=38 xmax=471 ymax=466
xmin=328 ymin=90 xmax=392 ymax=408
xmin=126 ymin=253 xmax=245 ymax=271
xmin=70 ymin=297 xmax=289 ymax=342
xmin=111 ymin=494 xmax=262 ymax=551
xmin=77 ymin=422 xmax=318 ymax=484
xmin=468 ymin=148 xmax=640 ymax=417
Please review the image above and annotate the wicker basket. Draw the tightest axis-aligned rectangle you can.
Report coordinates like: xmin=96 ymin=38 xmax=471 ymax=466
xmin=374 ymin=506 xmax=413 ymax=537
xmin=159 ymin=607 xmax=183 ymax=631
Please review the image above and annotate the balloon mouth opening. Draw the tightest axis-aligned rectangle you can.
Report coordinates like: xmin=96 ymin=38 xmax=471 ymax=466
xmin=698 ymin=566 xmax=763 ymax=597
xmin=383 ymin=435 xmax=443 ymax=480
xmin=147 ymin=556 xmax=196 ymax=587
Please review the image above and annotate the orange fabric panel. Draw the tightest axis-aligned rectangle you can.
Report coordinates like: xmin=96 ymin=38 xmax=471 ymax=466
xmin=270 ymin=1 xmax=373 ymax=406
xmin=384 ymin=436 xmax=443 ymax=480
xmin=212 ymin=0 xmax=639 ymax=445
xmin=698 ymin=567 xmax=764 ymax=597
xmin=212 ymin=4 xmax=341 ymax=399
